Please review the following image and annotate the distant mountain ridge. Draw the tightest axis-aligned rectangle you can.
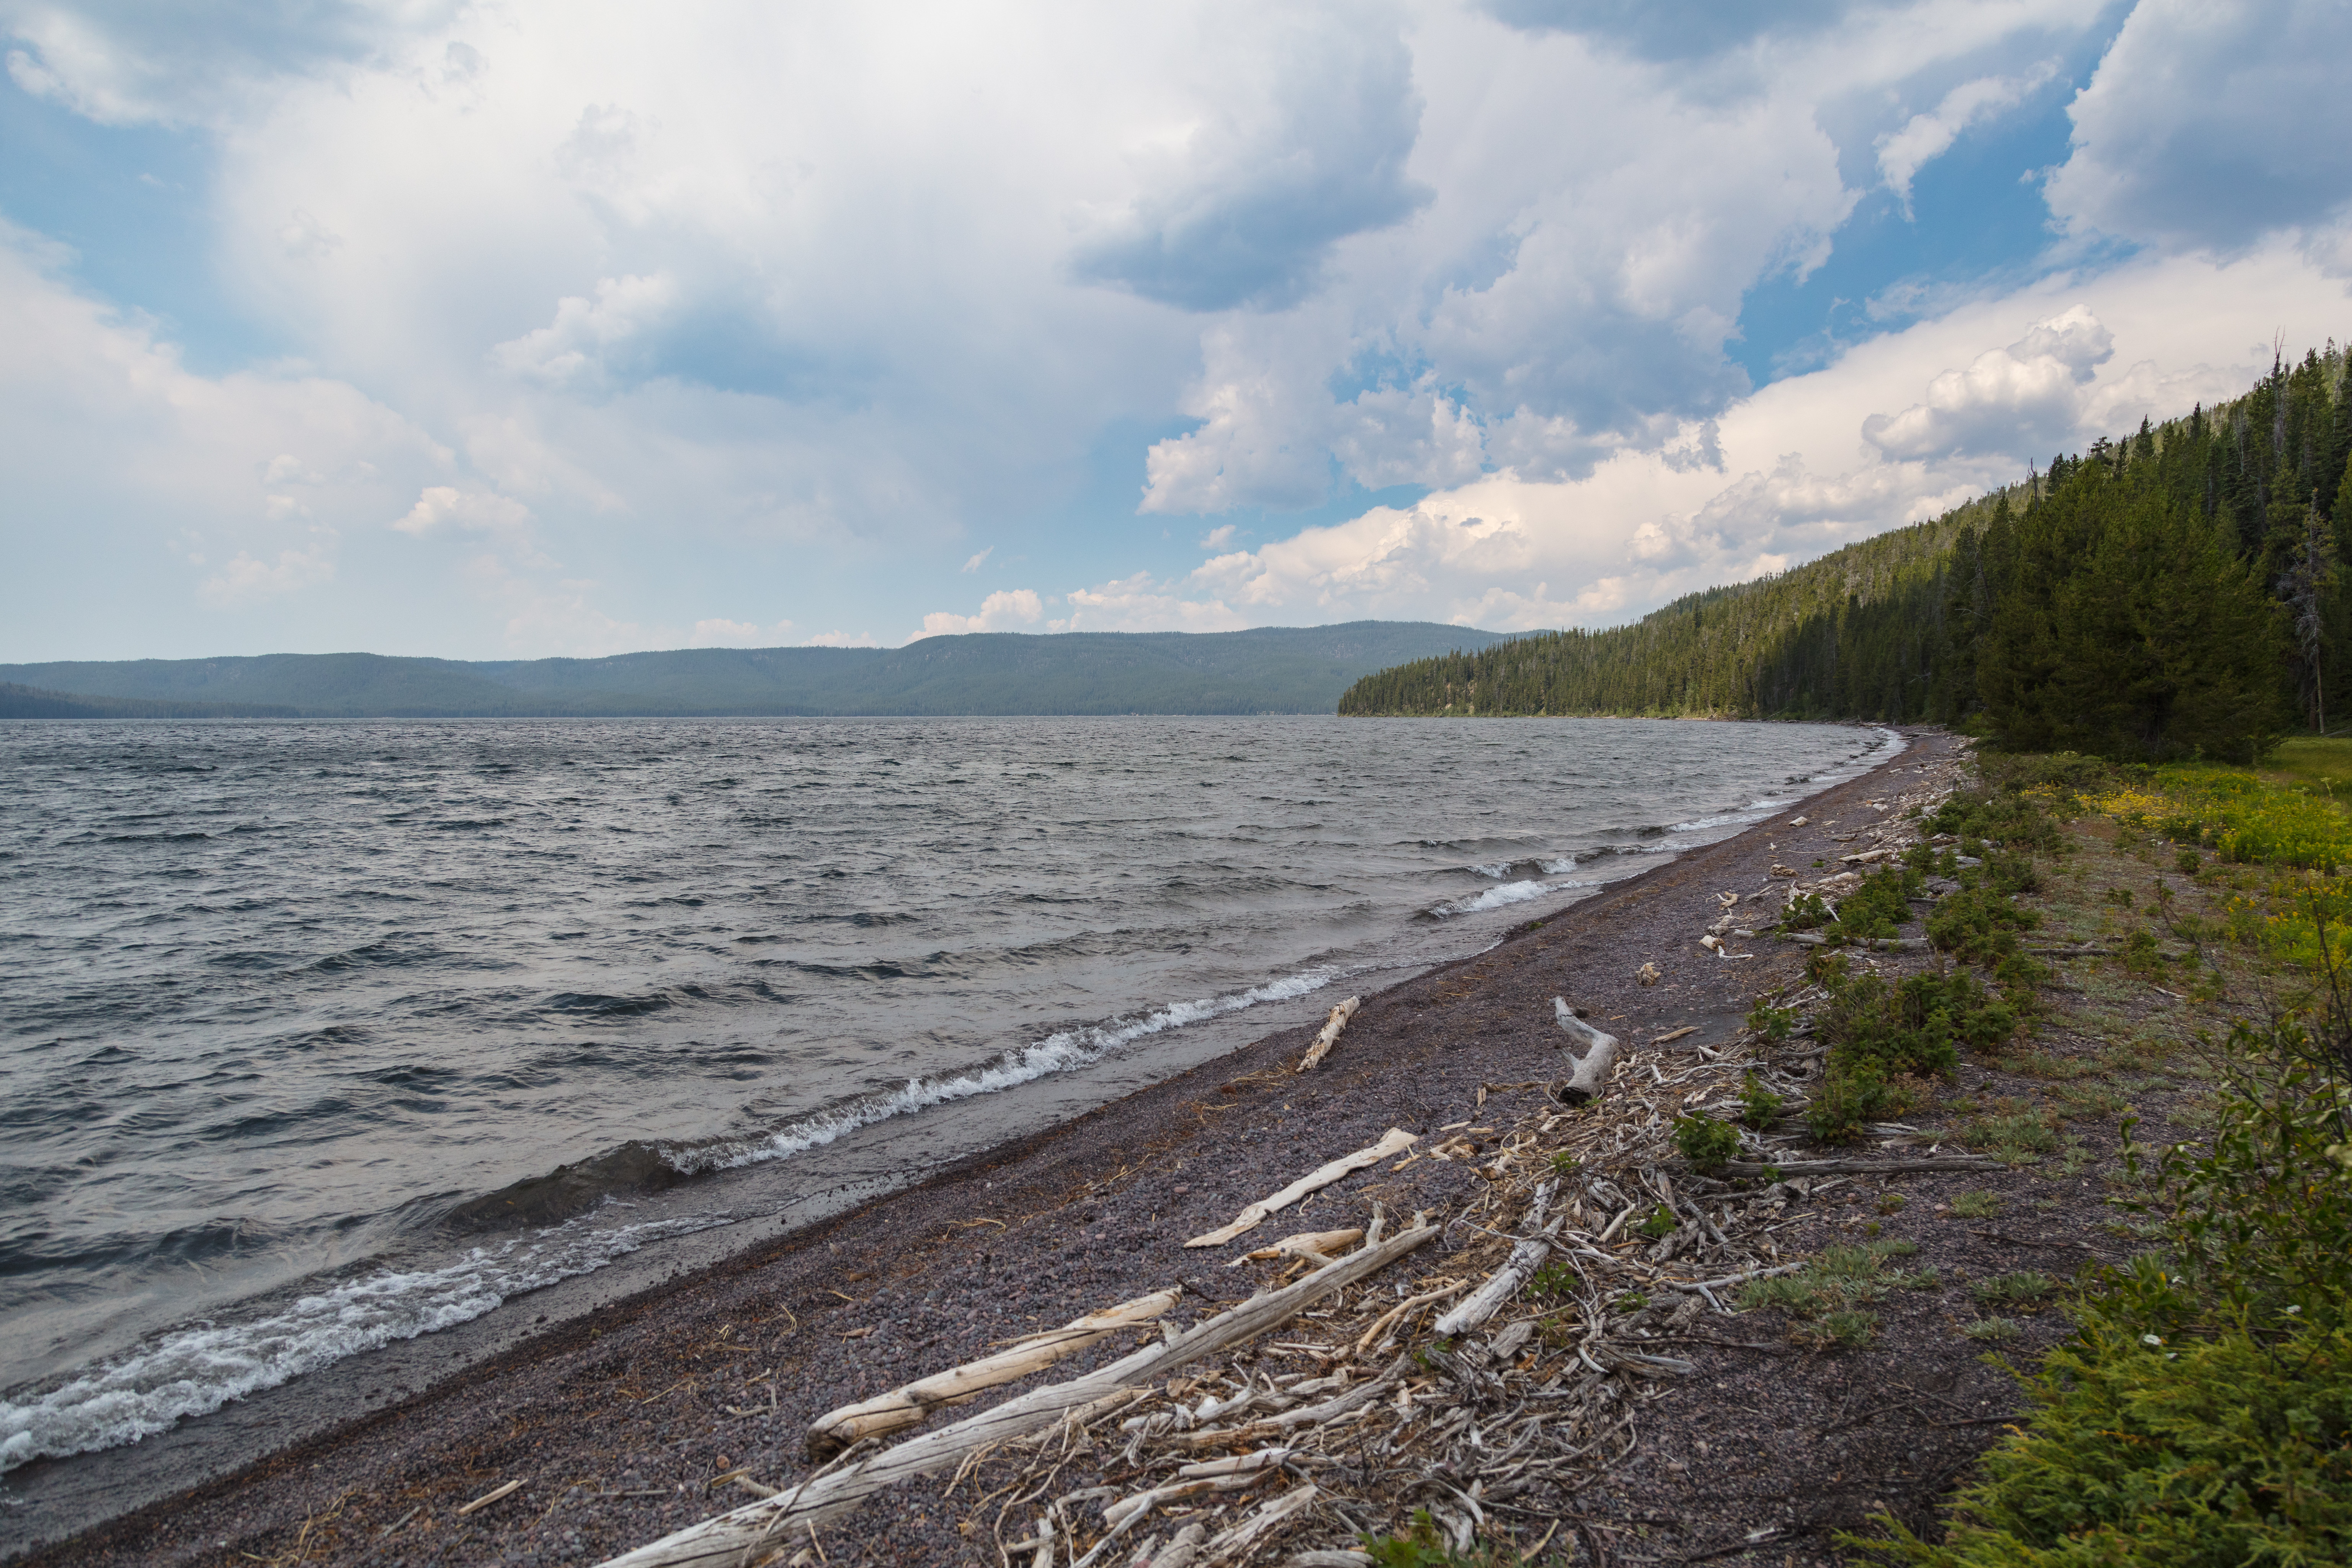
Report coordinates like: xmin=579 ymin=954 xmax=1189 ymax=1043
xmin=0 ymin=623 xmax=1514 ymax=719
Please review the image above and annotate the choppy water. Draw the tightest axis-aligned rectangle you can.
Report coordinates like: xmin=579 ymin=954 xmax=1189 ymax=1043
xmin=0 ymin=715 xmax=1896 ymax=1474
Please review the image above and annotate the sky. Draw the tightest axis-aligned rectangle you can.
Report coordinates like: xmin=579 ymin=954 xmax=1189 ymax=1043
xmin=2 ymin=0 xmax=2349 ymax=661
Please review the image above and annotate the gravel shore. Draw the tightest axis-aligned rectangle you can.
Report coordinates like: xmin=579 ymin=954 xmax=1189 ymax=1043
xmin=16 ymin=726 xmax=2096 ymax=1567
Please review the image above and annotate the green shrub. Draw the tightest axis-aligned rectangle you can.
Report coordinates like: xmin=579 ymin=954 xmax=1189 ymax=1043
xmin=1674 ymin=1114 xmax=1740 ymax=1173
xmin=1740 ymin=1070 xmax=1785 ymax=1129
xmin=1635 ymin=1205 xmax=1677 ymax=1240
xmin=1806 ymin=947 xmax=1852 ymax=987
xmin=1806 ymin=969 xmax=2017 ymax=1142
xmin=1929 ymin=885 xmax=2041 ymax=965
xmin=1839 ymin=864 xmax=1927 ymax=939
xmin=1746 ymin=1000 xmax=1797 ymax=1041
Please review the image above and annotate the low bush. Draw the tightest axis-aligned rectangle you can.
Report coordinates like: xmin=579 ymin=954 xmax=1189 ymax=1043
xmin=1928 ymin=885 xmax=2040 ymax=965
xmin=1673 ymin=1113 xmax=1739 ymax=1173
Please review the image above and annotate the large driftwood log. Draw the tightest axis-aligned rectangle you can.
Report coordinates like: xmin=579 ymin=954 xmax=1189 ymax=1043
xmin=594 ymin=1224 xmax=1439 ymax=1568
xmin=1184 ymin=1128 xmax=1416 ymax=1248
xmin=1295 ymin=996 xmax=1362 ymax=1072
xmin=1550 ymin=1000 xmax=1620 ymax=1102
xmin=805 ymin=1287 xmax=1180 ymax=1458
xmin=1432 ymin=1178 xmax=1559 ymax=1338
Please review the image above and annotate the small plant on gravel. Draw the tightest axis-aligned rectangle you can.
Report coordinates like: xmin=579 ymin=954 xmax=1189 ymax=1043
xmin=1779 ymin=892 xmax=1838 ymax=935
xmin=1548 ymin=1152 xmax=1581 ymax=1176
xmin=1815 ymin=1308 xmax=1881 ymax=1348
xmin=2176 ymin=848 xmax=2203 ymax=875
xmin=1528 ymin=1259 xmax=1579 ymax=1300
xmin=1613 ymin=1291 xmax=1648 ymax=1315
xmin=1961 ymin=1317 xmax=2021 ymax=1343
xmin=1740 ymin=1071 xmax=1786 ymax=1129
xmin=1746 ymin=999 xmax=1798 ymax=1041
xmin=1635 ymin=1205 xmax=1677 ymax=1240
xmin=1361 ymin=1510 xmax=1569 ymax=1567
xmin=2122 ymin=928 xmax=2164 ymax=975
xmin=1949 ymin=1190 xmax=2003 ymax=1217
xmin=1877 ymin=1192 xmax=1906 ymax=1215
xmin=1806 ymin=947 xmax=1852 ymax=987
xmin=2104 ymin=885 xmax=2135 ymax=906
xmin=1959 ymin=1106 xmax=2063 ymax=1165
xmin=1673 ymin=1113 xmax=1740 ymax=1173
xmin=1970 ymin=1270 xmax=2060 ymax=1307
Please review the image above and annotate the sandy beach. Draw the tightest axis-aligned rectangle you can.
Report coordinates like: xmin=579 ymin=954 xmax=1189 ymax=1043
xmin=10 ymin=726 xmax=2164 ymax=1566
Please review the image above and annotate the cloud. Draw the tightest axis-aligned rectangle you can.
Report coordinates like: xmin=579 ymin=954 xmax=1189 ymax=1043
xmin=802 ymin=629 xmax=879 ymax=648
xmin=916 ymin=588 xmax=1045 ymax=639
xmin=1197 ymin=524 xmax=1236 ymax=549
xmin=960 ymin=546 xmax=992 ymax=573
xmin=2048 ymin=0 xmax=2352 ymax=255
xmin=688 ymin=617 xmax=793 ymax=647
xmin=1875 ymin=62 xmax=2060 ymax=216
xmin=198 ymin=535 xmax=337 ymax=605
xmin=392 ymin=485 xmax=535 ymax=539
xmin=1070 ymin=4 xmax=1429 ymax=312
xmin=1861 ymin=304 xmax=2114 ymax=462
xmin=1479 ymin=0 xmax=1859 ymax=62
xmin=1052 ymin=573 xmax=1248 ymax=633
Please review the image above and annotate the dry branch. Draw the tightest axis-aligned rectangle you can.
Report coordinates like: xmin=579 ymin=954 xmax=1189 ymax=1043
xmin=1184 ymin=1129 xmax=1417 ymax=1248
xmin=1431 ymin=1179 xmax=1559 ymax=1338
xmin=807 ymin=1287 xmax=1181 ymax=1458
xmin=1296 ymin=996 xmax=1362 ymax=1072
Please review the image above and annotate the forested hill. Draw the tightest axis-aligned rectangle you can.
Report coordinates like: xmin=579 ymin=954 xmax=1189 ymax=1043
xmin=0 ymin=622 xmax=1511 ymax=719
xmin=1343 ymin=340 xmax=2352 ymax=762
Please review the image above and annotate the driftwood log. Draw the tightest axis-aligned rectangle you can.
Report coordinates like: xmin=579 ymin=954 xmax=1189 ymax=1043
xmin=1550 ymin=999 xmax=1620 ymax=1102
xmin=805 ymin=1287 xmax=1181 ymax=1458
xmin=1184 ymin=1128 xmax=1416 ymax=1248
xmin=1716 ymin=1155 xmax=1996 ymax=1178
xmin=1432 ymin=1178 xmax=1560 ymax=1338
xmin=1295 ymin=996 xmax=1362 ymax=1072
xmin=593 ymin=1223 xmax=1439 ymax=1568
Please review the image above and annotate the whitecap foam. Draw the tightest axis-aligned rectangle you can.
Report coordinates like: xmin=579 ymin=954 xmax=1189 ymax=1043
xmin=1539 ymin=856 xmax=1577 ymax=874
xmin=673 ymin=969 xmax=1338 ymax=1176
xmin=0 ymin=1211 xmax=729 ymax=1476
xmin=1468 ymin=861 xmax=1511 ymax=879
xmin=1432 ymin=878 xmax=1570 ymax=917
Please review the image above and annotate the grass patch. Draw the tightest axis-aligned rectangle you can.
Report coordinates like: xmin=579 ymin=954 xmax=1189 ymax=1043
xmin=1738 ymin=1241 xmax=1937 ymax=1339
xmin=1960 ymin=1318 xmax=2020 ymax=1343
xmin=1957 ymin=1104 xmax=2062 ymax=1165
xmin=1970 ymin=1270 xmax=2061 ymax=1308
xmin=1949 ymin=1191 xmax=2002 ymax=1218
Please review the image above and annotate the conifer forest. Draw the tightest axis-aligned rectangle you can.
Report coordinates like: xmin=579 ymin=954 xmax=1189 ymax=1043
xmin=1341 ymin=343 xmax=2352 ymax=763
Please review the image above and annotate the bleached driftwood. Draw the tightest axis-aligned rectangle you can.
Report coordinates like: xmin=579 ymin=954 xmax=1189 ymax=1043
xmin=1432 ymin=1178 xmax=1559 ymax=1338
xmin=1224 ymin=1228 xmax=1362 ymax=1267
xmin=1296 ymin=996 xmax=1362 ymax=1072
xmin=806 ymin=1287 xmax=1181 ymax=1458
xmin=1550 ymin=1000 xmax=1620 ymax=1103
xmin=1184 ymin=1128 xmax=1416 ymax=1248
xmin=594 ymin=1224 xmax=1439 ymax=1568
xmin=1780 ymin=931 xmax=1931 ymax=952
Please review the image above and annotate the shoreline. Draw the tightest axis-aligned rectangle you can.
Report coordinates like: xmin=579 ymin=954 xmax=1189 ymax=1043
xmin=3 ymin=725 xmax=1924 ymax=1566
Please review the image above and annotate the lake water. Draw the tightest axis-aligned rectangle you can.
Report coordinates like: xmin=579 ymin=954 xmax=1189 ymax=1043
xmin=0 ymin=715 xmax=1896 ymax=1474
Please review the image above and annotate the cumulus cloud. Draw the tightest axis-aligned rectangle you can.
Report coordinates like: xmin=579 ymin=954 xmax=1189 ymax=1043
xmin=392 ymin=485 xmax=534 ymax=539
xmin=1480 ymin=0 xmax=1860 ymax=62
xmin=1071 ymin=4 xmax=1429 ymax=312
xmin=802 ymin=629 xmax=880 ymax=648
xmin=916 ymin=588 xmax=1045 ymax=639
xmin=2048 ymin=0 xmax=2352 ymax=255
xmin=1861 ymin=304 xmax=2114 ymax=462
xmin=960 ymin=547 xmax=992 ymax=573
xmin=1053 ymin=573 xmax=1248 ymax=633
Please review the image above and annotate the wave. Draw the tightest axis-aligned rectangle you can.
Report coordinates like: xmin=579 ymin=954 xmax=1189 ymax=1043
xmin=0 ymin=1211 xmax=730 ymax=1475
xmin=1431 ymin=877 xmax=1581 ymax=917
xmin=661 ymin=969 xmax=1339 ymax=1177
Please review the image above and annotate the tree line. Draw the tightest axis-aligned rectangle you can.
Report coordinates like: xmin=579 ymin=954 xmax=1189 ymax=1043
xmin=1339 ymin=341 xmax=2352 ymax=762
